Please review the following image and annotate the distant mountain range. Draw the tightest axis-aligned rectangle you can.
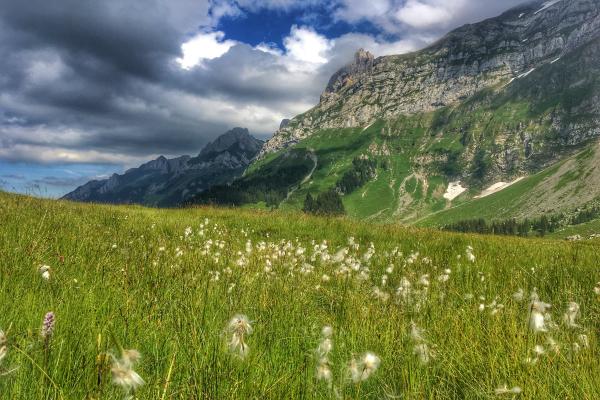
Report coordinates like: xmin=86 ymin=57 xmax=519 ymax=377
xmin=62 ymin=128 xmax=263 ymax=206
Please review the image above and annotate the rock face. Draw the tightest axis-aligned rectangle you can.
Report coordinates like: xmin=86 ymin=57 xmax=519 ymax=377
xmin=260 ymin=0 xmax=600 ymax=156
xmin=63 ymin=128 xmax=263 ymax=207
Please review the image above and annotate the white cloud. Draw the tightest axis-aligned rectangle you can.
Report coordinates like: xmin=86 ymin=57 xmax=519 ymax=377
xmin=0 ymin=143 xmax=152 ymax=165
xmin=334 ymin=0 xmax=525 ymax=33
xmin=282 ymin=25 xmax=333 ymax=71
xmin=334 ymin=0 xmax=391 ymax=23
xmin=177 ymin=31 xmax=238 ymax=69
xmin=395 ymin=0 xmax=457 ymax=29
xmin=178 ymin=25 xmax=334 ymax=73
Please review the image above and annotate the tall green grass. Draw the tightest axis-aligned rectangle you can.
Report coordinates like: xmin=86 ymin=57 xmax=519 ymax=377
xmin=1 ymin=192 xmax=599 ymax=399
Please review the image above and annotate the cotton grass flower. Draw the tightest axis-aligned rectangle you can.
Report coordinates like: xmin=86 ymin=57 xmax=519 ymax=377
xmin=409 ymin=322 xmax=435 ymax=364
xmin=578 ymin=334 xmax=589 ymax=348
xmin=410 ymin=322 xmax=425 ymax=342
xmin=466 ymin=246 xmax=475 ymax=262
xmin=413 ymin=343 xmax=434 ymax=365
xmin=349 ymin=352 xmax=380 ymax=383
xmin=546 ymin=336 xmax=561 ymax=354
xmin=494 ymin=384 xmax=522 ymax=395
xmin=317 ymin=338 xmax=333 ymax=356
xmin=111 ymin=349 xmax=144 ymax=394
xmin=316 ymin=357 xmax=333 ymax=383
xmin=39 ymin=265 xmax=51 ymax=280
xmin=512 ymin=288 xmax=524 ymax=302
xmin=226 ymin=314 xmax=253 ymax=359
xmin=563 ymin=302 xmax=580 ymax=328
xmin=315 ymin=326 xmax=334 ymax=384
xmin=529 ymin=300 xmax=551 ymax=333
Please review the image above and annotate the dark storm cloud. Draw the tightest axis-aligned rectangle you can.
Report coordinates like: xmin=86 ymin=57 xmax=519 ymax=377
xmin=0 ymin=0 xmax=227 ymax=163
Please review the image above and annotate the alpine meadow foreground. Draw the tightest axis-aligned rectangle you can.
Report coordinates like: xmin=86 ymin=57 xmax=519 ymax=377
xmin=1 ymin=192 xmax=600 ymax=399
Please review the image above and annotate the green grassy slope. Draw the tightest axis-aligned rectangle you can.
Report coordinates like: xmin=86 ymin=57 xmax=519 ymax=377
xmin=418 ymin=142 xmax=600 ymax=228
xmin=2 ymin=192 xmax=600 ymax=398
xmin=210 ymin=39 xmax=600 ymax=227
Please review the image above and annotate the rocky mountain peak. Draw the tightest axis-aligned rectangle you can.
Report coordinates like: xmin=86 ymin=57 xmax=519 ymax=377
xmin=198 ymin=127 xmax=262 ymax=160
xmin=353 ymin=48 xmax=374 ymax=70
xmin=324 ymin=48 xmax=375 ymax=95
xmin=280 ymin=119 xmax=291 ymax=129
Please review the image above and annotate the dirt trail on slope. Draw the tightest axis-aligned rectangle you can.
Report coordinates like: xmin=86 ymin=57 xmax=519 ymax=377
xmin=284 ymin=149 xmax=318 ymax=202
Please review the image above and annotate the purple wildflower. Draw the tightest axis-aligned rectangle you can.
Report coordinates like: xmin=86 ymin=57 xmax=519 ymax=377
xmin=41 ymin=312 xmax=55 ymax=339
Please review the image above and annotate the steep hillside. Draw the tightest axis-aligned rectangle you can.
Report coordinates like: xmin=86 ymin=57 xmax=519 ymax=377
xmin=209 ymin=0 xmax=600 ymax=223
xmin=63 ymin=128 xmax=263 ymax=207
xmin=418 ymin=141 xmax=600 ymax=227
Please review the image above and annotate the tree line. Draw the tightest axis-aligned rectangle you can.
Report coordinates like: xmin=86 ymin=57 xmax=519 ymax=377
xmin=442 ymin=215 xmax=561 ymax=237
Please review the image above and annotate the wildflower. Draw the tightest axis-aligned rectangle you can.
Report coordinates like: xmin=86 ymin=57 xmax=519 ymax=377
xmin=410 ymin=322 xmax=435 ymax=364
xmin=418 ymin=274 xmax=430 ymax=287
xmin=333 ymin=248 xmax=348 ymax=263
xmin=524 ymin=356 xmax=538 ymax=365
xmin=578 ymin=334 xmax=589 ymax=348
xmin=466 ymin=246 xmax=475 ymax=262
xmin=594 ymin=282 xmax=600 ymax=295
xmin=563 ymin=302 xmax=580 ymax=328
xmin=529 ymin=300 xmax=551 ymax=333
xmin=316 ymin=357 xmax=333 ymax=382
xmin=413 ymin=343 xmax=434 ymax=365
xmin=372 ymin=287 xmax=390 ymax=302
xmin=349 ymin=352 xmax=380 ymax=382
xmin=512 ymin=288 xmax=524 ymax=302
xmin=494 ymin=385 xmax=522 ymax=395
xmin=321 ymin=274 xmax=331 ymax=283
xmin=546 ymin=336 xmax=561 ymax=354
xmin=318 ymin=338 xmax=333 ymax=356
xmin=396 ymin=277 xmax=412 ymax=303
xmin=321 ymin=326 xmax=333 ymax=339
xmin=533 ymin=345 xmax=545 ymax=356
xmin=438 ymin=269 xmax=451 ymax=283
xmin=227 ymin=314 xmax=253 ymax=358
xmin=315 ymin=326 xmax=334 ymax=383
xmin=39 ymin=265 xmax=51 ymax=280
xmin=40 ymin=312 xmax=55 ymax=339
xmin=111 ymin=349 xmax=144 ymax=394
xmin=410 ymin=322 xmax=424 ymax=341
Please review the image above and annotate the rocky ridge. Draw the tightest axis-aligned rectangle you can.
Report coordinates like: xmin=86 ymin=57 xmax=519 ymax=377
xmin=260 ymin=0 xmax=600 ymax=156
xmin=63 ymin=128 xmax=263 ymax=206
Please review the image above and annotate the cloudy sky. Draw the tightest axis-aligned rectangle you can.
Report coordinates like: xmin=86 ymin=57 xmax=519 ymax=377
xmin=0 ymin=0 xmax=526 ymax=197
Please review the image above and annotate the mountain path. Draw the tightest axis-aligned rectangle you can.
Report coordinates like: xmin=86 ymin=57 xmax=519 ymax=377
xmin=284 ymin=149 xmax=318 ymax=202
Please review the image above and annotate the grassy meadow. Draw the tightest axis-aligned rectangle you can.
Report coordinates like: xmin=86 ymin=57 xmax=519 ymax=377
xmin=1 ymin=191 xmax=600 ymax=399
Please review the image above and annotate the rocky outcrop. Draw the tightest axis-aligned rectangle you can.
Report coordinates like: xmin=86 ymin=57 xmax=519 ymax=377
xmin=63 ymin=128 xmax=263 ymax=206
xmin=260 ymin=0 xmax=600 ymax=157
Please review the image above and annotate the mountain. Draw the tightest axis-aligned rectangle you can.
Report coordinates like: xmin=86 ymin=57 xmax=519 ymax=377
xmin=199 ymin=0 xmax=600 ymax=227
xmin=63 ymin=128 xmax=263 ymax=206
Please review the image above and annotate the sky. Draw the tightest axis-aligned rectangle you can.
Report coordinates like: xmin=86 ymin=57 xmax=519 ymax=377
xmin=0 ymin=0 xmax=528 ymax=197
